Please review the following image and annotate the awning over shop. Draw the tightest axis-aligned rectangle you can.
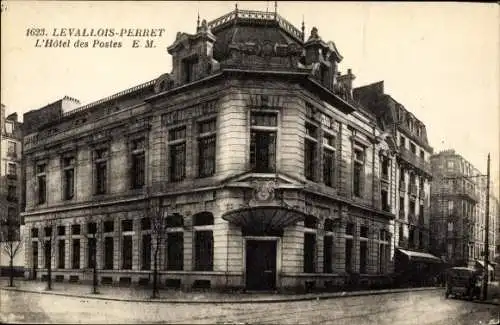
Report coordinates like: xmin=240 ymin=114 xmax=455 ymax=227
xmin=475 ymin=260 xmax=495 ymax=272
xmin=397 ymin=248 xmax=443 ymax=264
xmin=221 ymin=205 xmax=307 ymax=233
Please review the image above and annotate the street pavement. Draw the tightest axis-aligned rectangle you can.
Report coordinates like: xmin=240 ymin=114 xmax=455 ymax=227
xmin=1 ymin=287 xmax=499 ymax=324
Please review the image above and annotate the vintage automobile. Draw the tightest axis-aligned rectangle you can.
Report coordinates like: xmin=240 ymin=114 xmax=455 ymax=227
xmin=444 ymin=267 xmax=482 ymax=300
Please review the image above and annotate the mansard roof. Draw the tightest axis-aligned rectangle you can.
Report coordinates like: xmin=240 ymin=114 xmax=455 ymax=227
xmin=353 ymin=81 xmax=433 ymax=151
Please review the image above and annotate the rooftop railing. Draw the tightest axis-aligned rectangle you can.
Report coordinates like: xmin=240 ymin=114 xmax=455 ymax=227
xmin=207 ymin=9 xmax=304 ymax=42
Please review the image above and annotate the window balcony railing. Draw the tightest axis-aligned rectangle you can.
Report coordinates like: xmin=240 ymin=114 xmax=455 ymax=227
xmin=382 ymin=204 xmax=391 ymax=213
xmin=454 ymin=187 xmax=480 ymax=202
xmin=399 ymin=147 xmax=432 ymax=175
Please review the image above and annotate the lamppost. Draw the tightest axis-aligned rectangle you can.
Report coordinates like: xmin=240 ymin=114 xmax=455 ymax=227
xmin=88 ymin=230 xmax=99 ymax=294
xmin=441 ymin=153 xmax=491 ymax=300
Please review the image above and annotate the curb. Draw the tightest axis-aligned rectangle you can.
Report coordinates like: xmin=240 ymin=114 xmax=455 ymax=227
xmin=0 ymin=286 xmax=444 ymax=304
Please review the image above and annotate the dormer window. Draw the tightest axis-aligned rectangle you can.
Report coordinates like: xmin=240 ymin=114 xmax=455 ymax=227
xmin=182 ymin=56 xmax=198 ymax=83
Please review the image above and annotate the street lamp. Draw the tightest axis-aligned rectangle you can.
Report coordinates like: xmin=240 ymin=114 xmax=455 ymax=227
xmin=88 ymin=231 xmax=99 ymax=294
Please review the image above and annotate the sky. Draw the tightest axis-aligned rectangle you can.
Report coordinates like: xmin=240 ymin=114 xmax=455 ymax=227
xmin=1 ymin=1 xmax=499 ymax=196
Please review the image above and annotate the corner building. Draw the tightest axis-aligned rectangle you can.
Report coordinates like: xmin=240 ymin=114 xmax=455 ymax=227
xmin=22 ymin=9 xmax=398 ymax=291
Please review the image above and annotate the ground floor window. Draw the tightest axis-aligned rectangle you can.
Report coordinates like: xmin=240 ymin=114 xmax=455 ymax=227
xmin=32 ymin=241 xmax=38 ymax=269
xmin=360 ymin=241 xmax=368 ymax=274
xmin=104 ymin=237 xmax=113 ymax=270
xmin=72 ymin=239 xmax=80 ymax=269
xmin=345 ymin=238 xmax=353 ymax=273
xmin=122 ymin=235 xmax=132 ymax=270
xmin=303 ymin=233 xmax=316 ymax=273
xmin=88 ymin=237 xmax=96 ymax=268
xmin=167 ymin=232 xmax=183 ymax=271
xmin=323 ymin=235 xmax=333 ymax=273
xmin=142 ymin=234 xmax=151 ymax=270
xmin=44 ymin=241 xmax=51 ymax=269
xmin=194 ymin=231 xmax=213 ymax=271
xmin=58 ymin=240 xmax=65 ymax=269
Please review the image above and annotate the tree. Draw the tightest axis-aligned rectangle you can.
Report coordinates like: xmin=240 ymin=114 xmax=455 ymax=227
xmin=38 ymin=220 xmax=58 ymax=290
xmin=0 ymin=214 xmax=22 ymax=287
xmin=146 ymin=188 xmax=168 ymax=299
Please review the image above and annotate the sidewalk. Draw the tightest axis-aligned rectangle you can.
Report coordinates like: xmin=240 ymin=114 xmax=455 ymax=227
xmin=0 ymin=278 xmax=470 ymax=304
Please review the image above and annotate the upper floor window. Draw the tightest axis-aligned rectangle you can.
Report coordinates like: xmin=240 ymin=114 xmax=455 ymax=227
xmin=399 ymin=136 xmax=406 ymax=148
xmin=36 ymin=163 xmax=47 ymax=204
xmin=197 ymin=119 xmax=216 ymax=178
xmin=182 ymin=56 xmax=198 ymax=83
xmin=130 ymin=138 xmax=146 ymax=189
xmin=250 ymin=112 xmax=277 ymax=173
xmin=7 ymin=162 xmax=16 ymax=177
xmin=416 ymin=126 xmax=422 ymax=137
xmin=381 ymin=155 xmax=390 ymax=180
xmin=420 ymin=150 xmax=425 ymax=160
xmin=7 ymin=141 xmax=17 ymax=157
xmin=62 ymin=156 xmax=75 ymax=200
xmin=447 ymin=160 xmax=454 ymax=169
xmin=169 ymin=126 xmax=187 ymax=182
xmin=5 ymin=122 xmax=13 ymax=134
xmin=7 ymin=185 xmax=17 ymax=202
xmin=410 ymin=143 xmax=416 ymax=154
xmin=304 ymin=122 xmax=318 ymax=181
xmin=352 ymin=144 xmax=365 ymax=197
xmin=323 ymin=133 xmax=336 ymax=187
xmin=407 ymin=118 xmax=413 ymax=131
xmin=94 ymin=148 xmax=108 ymax=195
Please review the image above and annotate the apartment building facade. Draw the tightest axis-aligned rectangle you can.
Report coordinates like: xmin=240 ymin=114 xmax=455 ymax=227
xmin=430 ymin=150 xmax=496 ymax=278
xmin=22 ymin=9 xmax=400 ymax=291
xmin=0 ymin=104 xmax=24 ymax=273
xmin=354 ymin=82 xmax=439 ymax=285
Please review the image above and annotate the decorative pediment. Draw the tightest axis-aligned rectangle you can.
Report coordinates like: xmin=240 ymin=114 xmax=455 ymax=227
xmin=222 ymin=172 xmax=304 ymax=189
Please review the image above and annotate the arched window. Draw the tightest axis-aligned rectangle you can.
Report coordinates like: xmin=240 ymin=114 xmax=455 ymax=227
xmin=193 ymin=212 xmax=214 ymax=271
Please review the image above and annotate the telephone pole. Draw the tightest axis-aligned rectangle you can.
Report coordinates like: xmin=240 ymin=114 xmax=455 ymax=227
xmin=481 ymin=153 xmax=491 ymax=301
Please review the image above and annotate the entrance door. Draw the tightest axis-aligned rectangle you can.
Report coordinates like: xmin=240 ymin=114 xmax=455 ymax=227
xmin=245 ymin=240 xmax=277 ymax=291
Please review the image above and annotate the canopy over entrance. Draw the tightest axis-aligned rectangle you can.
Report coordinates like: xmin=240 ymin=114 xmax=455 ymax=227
xmin=221 ymin=206 xmax=307 ymax=235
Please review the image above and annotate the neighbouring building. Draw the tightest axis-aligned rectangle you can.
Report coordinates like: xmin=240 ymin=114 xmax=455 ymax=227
xmin=430 ymin=149 xmax=497 ymax=279
xmin=22 ymin=8 xmax=403 ymax=292
xmin=0 ymin=104 xmax=25 ymax=275
xmin=354 ymin=81 xmax=439 ymax=286
xmin=494 ymin=196 xmax=500 ymax=280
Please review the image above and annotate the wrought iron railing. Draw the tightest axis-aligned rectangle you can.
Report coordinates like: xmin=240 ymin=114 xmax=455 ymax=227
xmin=207 ymin=9 xmax=304 ymax=42
xmin=399 ymin=147 xmax=432 ymax=175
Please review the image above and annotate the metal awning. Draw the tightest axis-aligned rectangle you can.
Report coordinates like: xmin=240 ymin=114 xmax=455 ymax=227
xmin=221 ymin=205 xmax=307 ymax=233
xmin=475 ymin=260 xmax=495 ymax=272
xmin=397 ymin=248 xmax=443 ymax=264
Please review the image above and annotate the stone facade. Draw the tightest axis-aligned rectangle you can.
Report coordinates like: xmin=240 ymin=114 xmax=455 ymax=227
xmin=0 ymin=104 xmax=24 ymax=272
xmin=22 ymin=8 xmax=400 ymax=291
xmin=430 ymin=149 xmax=497 ymax=274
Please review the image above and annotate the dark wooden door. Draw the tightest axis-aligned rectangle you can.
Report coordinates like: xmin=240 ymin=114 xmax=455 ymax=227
xmin=245 ymin=240 xmax=277 ymax=291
